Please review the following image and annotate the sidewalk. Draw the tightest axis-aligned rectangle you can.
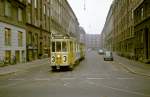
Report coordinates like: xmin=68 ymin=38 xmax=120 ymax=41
xmin=0 ymin=58 xmax=49 ymax=76
xmin=114 ymin=54 xmax=150 ymax=77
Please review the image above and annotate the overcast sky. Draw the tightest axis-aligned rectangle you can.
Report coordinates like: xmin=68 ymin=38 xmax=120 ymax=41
xmin=67 ymin=0 xmax=113 ymax=34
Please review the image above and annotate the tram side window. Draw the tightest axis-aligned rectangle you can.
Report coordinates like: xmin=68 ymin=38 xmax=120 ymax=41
xmin=52 ymin=42 xmax=55 ymax=52
xmin=70 ymin=41 xmax=73 ymax=52
xmin=62 ymin=41 xmax=67 ymax=52
xmin=56 ymin=42 xmax=61 ymax=52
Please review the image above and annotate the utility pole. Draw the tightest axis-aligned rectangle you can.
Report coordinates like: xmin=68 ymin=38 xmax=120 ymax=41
xmin=84 ymin=0 xmax=86 ymax=11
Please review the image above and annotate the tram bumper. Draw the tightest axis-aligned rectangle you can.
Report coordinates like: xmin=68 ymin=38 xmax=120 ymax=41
xmin=51 ymin=64 xmax=70 ymax=69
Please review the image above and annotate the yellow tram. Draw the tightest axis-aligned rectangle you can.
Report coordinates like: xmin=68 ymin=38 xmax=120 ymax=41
xmin=50 ymin=34 xmax=85 ymax=71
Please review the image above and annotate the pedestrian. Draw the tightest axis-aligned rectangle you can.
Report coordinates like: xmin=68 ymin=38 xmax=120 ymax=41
xmin=12 ymin=55 xmax=16 ymax=64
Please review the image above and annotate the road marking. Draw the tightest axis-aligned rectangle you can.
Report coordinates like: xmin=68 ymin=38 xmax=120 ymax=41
xmin=8 ymin=78 xmax=25 ymax=81
xmin=86 ymin=80 xmax=95 ymax=85
xmin=61 ymin=77 xmax=76 ymax=80
xmin=87 ymin=77 xmax=105 ymax=80
xmin=99 ymin=84 xmax=150 ymax=96
xmin=117 ymin=77 xmax=134 ymax=80
xmin=63 ymin=82 xmax=71 ymax=87
xmin=34 ymin=78 xmax=51 ymax=81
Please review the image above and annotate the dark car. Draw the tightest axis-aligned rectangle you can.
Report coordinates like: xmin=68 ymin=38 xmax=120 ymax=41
xmin=104 ymin=51 xmax=113 ymax=61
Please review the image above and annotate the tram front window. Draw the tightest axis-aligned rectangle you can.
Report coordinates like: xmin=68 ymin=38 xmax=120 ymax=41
xmin=56 ymin=42 xmax=61 ymax=52
xmin=62 ymin=41 xmax=67 ymax=52
xmin=52 ymin=42 xmax=55 ymax=52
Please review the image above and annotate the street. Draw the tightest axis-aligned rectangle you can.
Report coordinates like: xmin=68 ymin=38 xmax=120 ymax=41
xmin=0 ymin=51 xmax=150 ymax=97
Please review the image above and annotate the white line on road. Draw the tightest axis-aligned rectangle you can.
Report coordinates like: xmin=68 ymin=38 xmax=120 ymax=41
xmin=34 ymin=78 xmax=51 ymax=81
xmin=87 ymin=77 xmax=105 ymax=80
xmin=117 ymin=77 xmax=134 ymax=80
xmin=8 ymin=78 xmax=25 ymax=81
xmin=99 ymin=84 xmax=150 ymax=97
xmin=61 ymin=77 xmax=76 ymax=80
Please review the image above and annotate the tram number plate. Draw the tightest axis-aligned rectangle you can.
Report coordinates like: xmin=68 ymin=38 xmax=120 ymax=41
xmin=63 ymin=56 xmax=67 ymax=62
xmin=52 ymin=56 xmax=55 ymax=63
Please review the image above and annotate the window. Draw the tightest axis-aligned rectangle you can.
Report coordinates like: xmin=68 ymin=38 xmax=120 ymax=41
xmin=51 ymin=0 xmax=53 ymax=5
xmin=44 ymin=36 xmax=47 ymax=47
xmin=34 ymin=0 xmax=37 ymax=8
xmin=27 ymin=12 xmax=31 ymax=23
xmin=28 ymin=32 xmax=32 ymax=44
xmin=35 ymin=34 xmax=38 ymax=46
xmin=19 ymin=0 xmax=23 ymax=2
xmin=18 ymin=31 xmax=23 ymax=47
xmin=18 ymin=8 xmax=23 ymax=22
xmin=48 ymin=37 xmax=50 ymax=47
xmin=52 ymin=42 xmax=55 ymax=52
xmin=47 ymin=8 xmax=50 ymax=16
xmin=62 ymin=41 xmax=67 ymax=52
xmin=28 ymin=0 xmax=31 ymax=4
xmin=43 ymin=5 xmax=46 ymax=15
xmin=5 ymin=0 xmax=11 ymax=17
xmin=141 ymin=8 xmax=144 ymax=19
xmin=5 ymin=28 xmax=11 ymax=46
xmin=56 ymin=42 xmax=61 ymax=52
xmin=5 ymin=51 xmax=11 ymax=63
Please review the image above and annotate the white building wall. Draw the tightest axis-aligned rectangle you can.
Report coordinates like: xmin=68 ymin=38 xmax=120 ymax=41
xmin=0 ymin=22 xmax=26 ymax=63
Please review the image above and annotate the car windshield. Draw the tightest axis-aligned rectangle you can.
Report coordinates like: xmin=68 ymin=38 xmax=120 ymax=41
xmin=105 ymin=51 xmax=111 ymax=56
xmin=99 ymin=50 xmax=103 ymax=52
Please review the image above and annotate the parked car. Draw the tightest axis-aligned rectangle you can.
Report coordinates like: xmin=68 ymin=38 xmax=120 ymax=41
xmin=104 ymin=51 xmax=113 ymax=61
xmin=98 ymin=49 xmax=104 ymax=54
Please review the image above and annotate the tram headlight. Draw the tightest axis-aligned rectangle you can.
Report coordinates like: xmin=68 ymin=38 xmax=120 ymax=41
xmin=57 ymin=54 xmax=61 ymax=58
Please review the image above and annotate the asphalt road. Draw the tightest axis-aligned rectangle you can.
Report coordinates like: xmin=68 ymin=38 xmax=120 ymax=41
xmin=0 ymin=51 xmax=150 ymax=97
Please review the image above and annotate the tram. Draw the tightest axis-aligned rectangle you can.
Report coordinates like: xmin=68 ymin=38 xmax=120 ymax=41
xmin=50 ymin=34 xmax=85 ymax=71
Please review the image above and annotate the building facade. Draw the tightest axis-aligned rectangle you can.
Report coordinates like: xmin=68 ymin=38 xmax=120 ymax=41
xmin=134 ymin=0 xmax=150 ymax=63
xmin=112 ymin=0 xmax=142 ymax=58
xmin=26 ymin=0 xmax=51 ymax=61
xmin=102 ymin=0 xmax=143 ymax=59
xmin=0 ymin=0 xmax=26 ymax=64
xmin=85 ymin=34 xmax=101 ymax=50
xmin=0 ymin=0 xmax=82 ymax=65
xmin=101 ymin=4 xmax=114 ymax=51
xmin=51 ymin=0 xmax=79 ymax=38
xmin=78 ymin=26 xmax=86 ymax=44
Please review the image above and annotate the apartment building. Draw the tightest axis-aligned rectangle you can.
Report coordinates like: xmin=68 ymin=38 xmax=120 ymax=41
xmin=85 ymin=34 xmax=101 ymax=50
xmin=102 ymin=0 xmax=143 ymax=59
xmin=78 ymin=26 xmax=86 ymax=44
xmin=0 ymin=0 xmax=81 ymax=64
xmin=134 ymin=0 xmax=150 ymax=63
xmin=0 ymin=0 xmax=26 ymax=64
xmin=101 ymin=4 xmax=114 ymax=51
xmin=26 ymin=0 xmax=51 ymax=61
xmin=51 ymin=0 xmax=79 ymax=38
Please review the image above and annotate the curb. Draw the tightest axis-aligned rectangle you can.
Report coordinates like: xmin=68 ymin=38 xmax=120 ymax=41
xmin=0 ymin=71 xmax=16 ymax=76
xmin=0 ymin=58 xmax=49 ymax=76
xmin=118 ymin=61 xmax=150 ymax=77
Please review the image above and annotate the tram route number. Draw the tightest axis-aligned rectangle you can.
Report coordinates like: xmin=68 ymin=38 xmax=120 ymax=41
xmin=63 ymin=56 xmax=67 ymax=62
xmin=52 ymin=56 xmax=55 ymax=63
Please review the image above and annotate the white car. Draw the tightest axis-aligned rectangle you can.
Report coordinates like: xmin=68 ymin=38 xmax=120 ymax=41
xmin=98 ymin=49 xmax=104 ymax=54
